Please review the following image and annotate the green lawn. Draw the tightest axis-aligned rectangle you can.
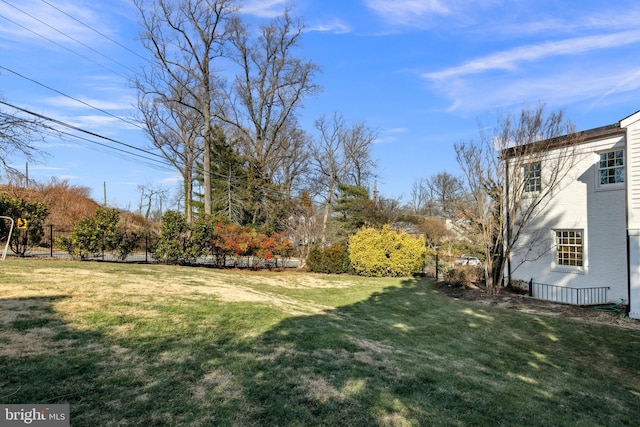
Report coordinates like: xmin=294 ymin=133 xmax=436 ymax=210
xmin=1 ymin=259 xmax=639 ymax=426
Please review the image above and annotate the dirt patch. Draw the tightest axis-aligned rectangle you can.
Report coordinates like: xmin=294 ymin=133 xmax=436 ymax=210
xmin=434 ymin=282 xmax=640 ymax=330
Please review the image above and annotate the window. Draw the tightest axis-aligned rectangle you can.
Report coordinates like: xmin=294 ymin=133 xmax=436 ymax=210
xmin=556 ymin=230 xmax=583 ymax=267
xmin=523 ymin=162 xmax=541 ymax=192
xmin=598 ymin=149 xmax=624 ymax=185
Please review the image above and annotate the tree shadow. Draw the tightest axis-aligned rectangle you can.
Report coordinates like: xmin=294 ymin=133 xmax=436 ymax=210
xmin=1 ymin=278 xmax=638 ymax=426
xmin=0 ymin=296 xmax=107 ymax=407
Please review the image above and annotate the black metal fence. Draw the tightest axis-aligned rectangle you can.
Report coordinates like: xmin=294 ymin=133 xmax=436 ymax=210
xmin=528 ymin=280 xmax=609 ymax=305
xmin=10 ymin=225 xmax=300 ymax=268
xmin=17 ymin=224 xmax=155 ymax=263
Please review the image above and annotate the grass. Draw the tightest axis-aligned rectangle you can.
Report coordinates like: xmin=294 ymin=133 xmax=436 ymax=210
xmin=1 ymin=259 xmax=639 ymax=426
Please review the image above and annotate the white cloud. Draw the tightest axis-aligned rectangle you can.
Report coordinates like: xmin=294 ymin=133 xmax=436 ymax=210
xmin=366 ymin=0 xmax=451 ymax=21
xmin=424 ymin=30 xmax=640 ymax=81
xmin=54 ymin=114 xmax=138 ymax=134
xmin=306 ymin=19 xmax=352 ymax=34
xmin=436 ymin=65 xmax=640 ymax=114
xmin=0 ymin=0 xmax=110 ymax=46
xmin=45 ymin=96 xmax=131 ymax=111
xmin=487 ymin=9 xmax=640 ymax=38
xmin=364 ymin=0 xmax=500 ymax=27
xmin=386 ymin=127 xmax=409 ymax=134
xmin=240 ymin=0 xmax=287 ymax=18
xmin=590 ymin=68 xmax=640 ymax=109
xmin=375 ymin=127 xmax=410 ymax=144
xmin=158 ymin=174 xmax=182 ymax=185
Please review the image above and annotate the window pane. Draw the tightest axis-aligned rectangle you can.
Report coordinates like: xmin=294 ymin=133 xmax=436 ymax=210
xmin=556 ymin=230 xmax=583 ymax=267
xmin=599 ymin=149 xmax=624 ymax=185
xmin=524 ymin=162 xmax=542 ymax=192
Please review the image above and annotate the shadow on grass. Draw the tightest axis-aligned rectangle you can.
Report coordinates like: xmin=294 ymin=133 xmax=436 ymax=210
xmin=1 ymin=278 xmax=639 ymax=426
xmin=0 ymin=296 xmax=107 ymax=406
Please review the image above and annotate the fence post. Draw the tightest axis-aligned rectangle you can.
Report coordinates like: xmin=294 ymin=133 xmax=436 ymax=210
xmin=145 ymin=233 xmax=148 ymax=263
xmin=528 ymin=278 xmax=533 ymax=297
xmin=49 ymin=224 xmax=53 ymax=257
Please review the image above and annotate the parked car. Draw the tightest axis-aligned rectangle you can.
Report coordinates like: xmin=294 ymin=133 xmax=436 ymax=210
xmin=455 ymin=256 xmax=481 ymax=266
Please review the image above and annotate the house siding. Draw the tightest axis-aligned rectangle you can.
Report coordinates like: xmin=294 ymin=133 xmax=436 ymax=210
xmin=622 ymin=113 xmax=640 ymax=318
xmin=509 ymin=134 xmax=628 ymax=304
xmin=627 ymin=124 xmax=640 ymax=229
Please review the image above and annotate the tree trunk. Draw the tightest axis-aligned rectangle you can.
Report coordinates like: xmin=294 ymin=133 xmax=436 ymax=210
xmin=184 ymin=166 xmax=193 ymax=224
xmin=321 ymin=181 xmax=335 ymax=245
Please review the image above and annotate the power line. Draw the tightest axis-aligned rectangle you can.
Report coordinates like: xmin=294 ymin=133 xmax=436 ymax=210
xmin=0 ymin=98 xmax=162 ymax=162
xmin=0 ymin=0 xmax=137 ymax=75
xmin=0 ymin=0 xmax=318 ymax=208
xmin=0 ymin=10 xmax=128 ymax=80
xmin=0 ymin=1 xmax=154 ymax=143
xmin=0 ymin=100 xmax=312 ymax=205
xmin=0 ymin=65 xmax=144 ymax=131
xmin=38 ymin=0 xmax=150 ymax=65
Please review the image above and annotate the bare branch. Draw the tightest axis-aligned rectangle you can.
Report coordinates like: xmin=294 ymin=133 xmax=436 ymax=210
xmin=455 ymin=103 xmax=583 ymax=292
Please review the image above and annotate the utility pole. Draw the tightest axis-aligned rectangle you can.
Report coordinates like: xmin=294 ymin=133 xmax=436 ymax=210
xmin=103 ymin=182 xmax=107 ymax=207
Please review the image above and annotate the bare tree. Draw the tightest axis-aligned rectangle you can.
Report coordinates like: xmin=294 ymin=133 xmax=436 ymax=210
xmin=311 ymin=113 xmax=377 ymax=243
xmin=455 ymin=104 xmax=582 ymax=293
xmin=0 ymin=99 xmax=46 ymax=179
xmin=408 ymin=176 xmax=448 ymax=217
xmin=135 ymin=82 xmax=203 ymax=223
xmin=134 ymin=0 xmax=235 ymax=216
xmin=312 ymin=113 xmax=346 ymax=244
xmin=137 ymin=183 xmax=169 ymax=221
xmin=270 ymin=122 xmax=312 ymax=199
xmin=425 ymin=171 xmax=465 ymax=219
xmin=220 ymin=10 xmax=320 ymax=224
xmin=408 ymin=177 xmax=428 ymax=215
xmin=343 ymin=121 xmax=378 ymax=187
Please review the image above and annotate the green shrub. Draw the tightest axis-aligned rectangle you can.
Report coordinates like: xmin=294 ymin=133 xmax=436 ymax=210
xmin=58 ymin=207 xmax=121 ymax=260
xmin=306 ymin=243 xmax=351 ymax=274
xmin=348 ymin=225 xmax=426 ymax=277
xmin=323 ymin=243 xmax=351 ymax=273
xmin=189 ymin=215 xmax=220 ymax=261
xmin=116 ymin=231 xmax=143 ymax=261
xmin=151 ymin=210 xmax=194 ymax=264
xmin=305 ymin=246 xmax=323 ymax=271
xmin=0 ymin=195 xmax=48 ymax=256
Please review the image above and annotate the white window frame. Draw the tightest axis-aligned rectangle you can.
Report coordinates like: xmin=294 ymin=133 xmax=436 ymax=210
xmin=596 ymin=148 xmax=624 ymax=191
xmin=523 ymin=162 xmax=541 ymax=193
xmin=552 ymin=229 xmax=586 ymax=274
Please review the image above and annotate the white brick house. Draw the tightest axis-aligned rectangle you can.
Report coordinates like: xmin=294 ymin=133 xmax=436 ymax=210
xmin=505 ymin=111 xmax=640 ymax=319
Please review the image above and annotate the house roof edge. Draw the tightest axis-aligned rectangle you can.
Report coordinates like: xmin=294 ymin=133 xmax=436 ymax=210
xmin=620 ymin=110 xmax=640 ymax=128
xmin=501 ymin=123 xmax=623 ymax=158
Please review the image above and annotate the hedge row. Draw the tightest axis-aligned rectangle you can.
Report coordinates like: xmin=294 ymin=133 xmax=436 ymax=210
xmin=152 ymin=211 xmax=292 ymax=266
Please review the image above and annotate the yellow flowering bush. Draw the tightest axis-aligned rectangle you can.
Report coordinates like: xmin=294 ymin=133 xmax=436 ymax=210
xmin=348 ymin=225 xmax=426 ymax=277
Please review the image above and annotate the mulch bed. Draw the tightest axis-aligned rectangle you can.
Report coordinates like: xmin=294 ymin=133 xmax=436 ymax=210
xmin=434 ymin=281 xmax=640 ymax=330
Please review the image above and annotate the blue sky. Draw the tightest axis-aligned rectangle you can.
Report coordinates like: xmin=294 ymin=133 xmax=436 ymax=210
xmin=1 ymin=0 xmax=639 ymax=210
